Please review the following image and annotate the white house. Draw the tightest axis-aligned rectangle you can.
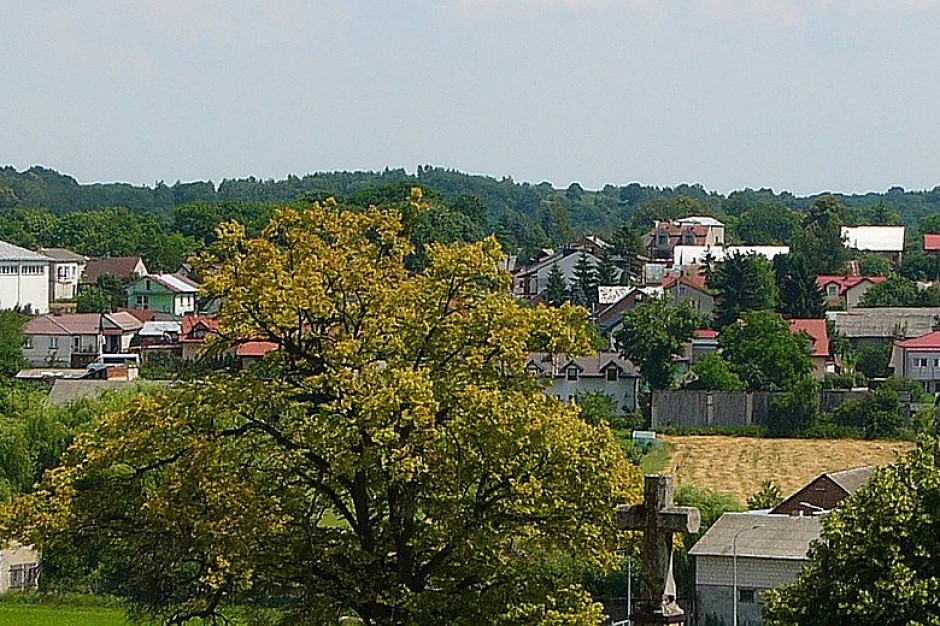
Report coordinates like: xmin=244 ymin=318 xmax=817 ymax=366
xmin=0 ymin=542 xmax=40 ymax=593
xmin=689 ymin=512 xmax=822 ymax=626
xmin=38 ymin=247 xmax=86 ymax=303
xmin=23 ymin=312 xmax=143 ymax=368
xmin=841 ymin=225 xmax=906 ymax=264
xmin=0 ymin=241 xmax=51 ymax=314
xmin=526 ymin=351 xmax=640 ymax=412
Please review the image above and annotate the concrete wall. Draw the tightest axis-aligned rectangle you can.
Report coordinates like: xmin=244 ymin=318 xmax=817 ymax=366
xmin=0 ymin=264 xmax=50 ymax=314
xmin=651 ymin=391 xmax=781 ymax=428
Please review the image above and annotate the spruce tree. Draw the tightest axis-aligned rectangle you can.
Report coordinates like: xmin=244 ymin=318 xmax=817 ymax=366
xmin=572 ymin=251 xmax=599 ymax=308
xmin=545 ymin=262 xmax=568 ymax=306
xmin=774 ymin=253 xmax=825 ymax=318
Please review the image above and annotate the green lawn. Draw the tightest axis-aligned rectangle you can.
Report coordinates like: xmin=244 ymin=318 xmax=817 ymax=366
xmin=0 ymin=604 xmax=129 ymax=625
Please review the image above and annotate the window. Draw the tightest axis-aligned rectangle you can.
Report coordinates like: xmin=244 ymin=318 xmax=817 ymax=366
xmin=827 ymin=284 xmax=839 ymax=297
xmin=680 ymin=230 xmax=696 ymax=245
xmin=738 ymin=589 xmax=756 ymax=604
xmin=57 ymin=265 xmax=73 ymax=281
xmin=49 ymin=337 xmax=59 ymax=349
xmin=0 ymin=264 xmax=17 ymax=275
xmin=656 ymin=231 xmax=669 ymax=246
xmin=72 ymin=336 xmax=81 ymax=352
xmin=934 ymin=359 xmax=940 ymax=368
xmin=145 ymin=279 xmax=152 ymax=291
xmin=606 ymin=368 xmax=619 ymax=382
xmin=566 ymin=367 xmax=579 ymax=381
xmin=9 ymin=563 xmax=39 ymax=591
xmin=916 ymin=358 xmax=928 ymax=368
xmin=136 ymin=295 xmax=150 ymax=309
xmin=21 ymin=264 xmax=44 ymax=276
xmin=22 ymin=336 xmax=32 ymax=350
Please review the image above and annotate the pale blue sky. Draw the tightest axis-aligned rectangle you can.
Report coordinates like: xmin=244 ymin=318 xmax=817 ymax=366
xmin=3 ymin=1 xmax=940 ymax=195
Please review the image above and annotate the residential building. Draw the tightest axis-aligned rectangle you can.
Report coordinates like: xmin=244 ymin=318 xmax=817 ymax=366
xmin=841 ymin=225 xmax=906 ymax=264
xmin=691 ymin=328 xmax=719 ymax=362
xmin=789 ymin=318 xmax=830 ymax=379
xmin=690 ymin=512 xmax=822 ymax=626
xmin=891 ymin=330 xmax=940 ymax=392
xmin=595 ymin=286 xmax=662 ymax=338
xmin=80 ymin=255 xmax=148 ymax=287
xmin=0 ymin=241 xmax=51 ymax=314
xmin=816 ymin=275 xmax=887 ymax=309
xmin=126 ymin=273 xmax=199 ymax=316
xmin=646 ymin=217 xmax=725 ymax=260
xmin=38 ymin=247 xmax=86 ymax=304
xmin=829 ymin=307 xmax=940 ymax=349
xmin=924 ymin=234 xmax=940 ymax=254
xmin=0 ymin=543 xmax=40 ymax=593
xmin=23 ymin=312 xmax=143 ymax=367
xmin=526 ymin=351 xmax=640 ymax=412
xmin=179 ymin=314 xmax=220 ymax=360
xmin=511 ymin=248 xmax=605 ymax=299
xmin=771 ymin=466 xmax=874 ymax=516
xmin=662 ymin=274 xmax=714 ymax=316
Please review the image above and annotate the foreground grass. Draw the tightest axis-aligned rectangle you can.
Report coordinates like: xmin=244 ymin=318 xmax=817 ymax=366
xmin=0 ymin=603 xmax=129 ymax=625
xmin=662 ymin=435 xmax=914 ymax=501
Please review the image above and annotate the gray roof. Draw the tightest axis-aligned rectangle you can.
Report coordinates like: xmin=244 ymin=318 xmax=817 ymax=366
xmin=689 ymin=512 xmax=822 ymax=560
xmin=828 ymin=466 xmax=875 ymax=494
xmin=829 ymin=308 xmax=940 ymax=339
xmin=38 ymin=247 xmax=86 ymax=263
xmin=0 ymin=241 xmax=51 ymax=263
xmin=46 ymin=379 xmax=164 ymax=407
xmin=527 ymin=352 xmax=640 ymax=378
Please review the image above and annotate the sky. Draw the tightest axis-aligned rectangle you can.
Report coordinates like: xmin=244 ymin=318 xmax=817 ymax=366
xmin=2 ymin=1 xmax=940 ymax=196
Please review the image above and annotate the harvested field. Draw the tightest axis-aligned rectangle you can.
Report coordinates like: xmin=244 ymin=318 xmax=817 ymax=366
xmin=661 ymin=435 xmax=914 ymax=503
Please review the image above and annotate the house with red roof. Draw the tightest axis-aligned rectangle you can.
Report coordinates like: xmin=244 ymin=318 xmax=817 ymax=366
xmin=891 ymin=330 xmax=940 ymax=392
xmin=789 ymin=318 xmax=830 ymax=379
xmin=925 ymin=234 xmax=940 ymax=253
xmin=816 ymin=275 xmax=887 ymax=309
xmin=23 ymin=312 xmax=143 ymax=367
xmin=662 ymin=274 xmax=714 ymax=316
xmin=645 ymin=217 xmax=725 ymax=261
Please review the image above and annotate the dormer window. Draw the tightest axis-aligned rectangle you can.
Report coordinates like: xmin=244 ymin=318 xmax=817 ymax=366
xmin=680 ymin=230 xmax=696 ymax=245
xmin=606 ymin=368 xmax=619 ymax=382
xmin=656 ymin=230 xmax=669 ymax=246
xmin=566 ymin=366 xmax=579 ymax=381
xmin=827 ymin=284 xmax=838 ymax=297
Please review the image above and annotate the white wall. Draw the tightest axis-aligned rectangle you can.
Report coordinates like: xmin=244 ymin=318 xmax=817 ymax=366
xmin=544 ymin=376 xmax=638 ymax=412
xmin=23 ymin=333 xmax=101 ymax=367
xmin=0 ymin=263 xmax=50 ymax=314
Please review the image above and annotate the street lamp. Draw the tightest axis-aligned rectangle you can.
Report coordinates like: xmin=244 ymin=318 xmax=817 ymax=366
xmin=732 ymin=524 xmax=765 ymax=626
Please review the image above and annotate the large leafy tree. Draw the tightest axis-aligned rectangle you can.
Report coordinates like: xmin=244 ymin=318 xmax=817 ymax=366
xmin=9 ymin=193 xmax=640 ymax=625
xmin=773 ymin=253 xmax=825 ymax=319
xmin=859 ymin=273 xmax=940 ymax=307
xmin=615 ymin=297 xmax=705 ymax=390
xmin=794 ymin=194 xmax=849 ymax=275
xmin=708 ymin=252 xmax=777 ymax=329
xmin=718 ymin=310 xmax=813 ymax=391
xmin=764 ymin=437 xmax=940 ymax=625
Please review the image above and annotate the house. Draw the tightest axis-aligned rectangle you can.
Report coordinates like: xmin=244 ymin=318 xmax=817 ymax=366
xmin=0 ymin=543 xmax=40 ymax=593
xmin=816 ymin=275 xmax=887 ymax=309
xmin=646 ymin=217 xmax=725 ymax=260
xmin=841 ymin=225 xmax=906 ymax=265
xmin=126 ymin=273 xmax=200 ymax=316
xmin=38 ymin=247 xmax=86 ymax=304
xmin=690 ymin=512 xmax=822 ymax=626
xmin=891 ymin=330 xmax=940 ymax=392
xmin=526 ymin=351 xmax=640 ymax=412
xmin=924 ymin=234 xmax=940 ymax=254
xmin=511 ymin=248 xmax=605 ymax=299
xmin=829 ymin=307 xmax=940 ymax=349
xmin=690 ymin=465 xmax=877 ymax=625
xmin=235 ymin=340 xmax=279 ymax=365
xmin=23 ymin=312 xmax=143 ymax=367
xmin=81 ymin=255 xmax=148 ymax=287
xmin=179 ymin=314 xmax=220 ymax=360
xmin=691 ymin=328 xmax=719 ymax=362
xmin=662 ymin=274 xmax=714 ymax=316
xmin=0 ymin=241 xmax=51 ymax=314
xmin=771 ymin=466 xmax=874 ymax=516
xmin=789 ymin=318 xmax=830 ymax=379
xmin=595 ymin=286 xmax=663 ymax=338
xmin=672 ymin=245 xmax=789 ymax=268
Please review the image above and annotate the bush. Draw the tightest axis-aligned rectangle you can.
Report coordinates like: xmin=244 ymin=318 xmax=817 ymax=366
xmin=768 ymin=377 xmax=819 ymax=437
xmin=832 ymin=388 xmax=905 ymax=439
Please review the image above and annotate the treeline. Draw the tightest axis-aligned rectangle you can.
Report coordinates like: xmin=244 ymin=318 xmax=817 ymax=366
xmin=5 ymin=164 xmax=940 ymax=269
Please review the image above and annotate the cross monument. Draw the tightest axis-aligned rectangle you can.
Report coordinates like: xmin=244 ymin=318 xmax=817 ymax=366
xmin=618 ymin=474 xmax=700 ymax=625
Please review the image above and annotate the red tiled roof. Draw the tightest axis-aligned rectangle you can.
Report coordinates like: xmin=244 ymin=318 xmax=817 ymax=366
xmin=663 ymin=274 xmax=708 ymax=292
xmin=789 ymin=318 xmax=829 ymax=357
xmin=816 ymin=275 xmax=887 ymax=296
xmin=895 ymin=330 xmax=940 ymax=350
xmin=925 ymin=234 xmax=940 ymax=252
xmin=694 ymin=329 xmax=719 ymax=339
xmin=235 ymin=341 xmax=278 ymax=357
xmin=179 ymin=315 xmax=219 ymax=343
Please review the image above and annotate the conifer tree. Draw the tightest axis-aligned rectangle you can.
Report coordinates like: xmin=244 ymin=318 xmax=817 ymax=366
xmin=545 ymin=261 xmax=568 ymax=306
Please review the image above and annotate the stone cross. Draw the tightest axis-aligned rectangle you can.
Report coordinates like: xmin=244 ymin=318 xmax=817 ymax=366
xmin=618 ymin=474 xmax=701 ymax=625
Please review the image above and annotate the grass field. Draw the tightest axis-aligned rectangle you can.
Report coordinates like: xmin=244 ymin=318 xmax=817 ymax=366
xmin=0 ymin=604 xmax=129 ymax=625
xmin=660 ymin=435 xmax=914 ymax=502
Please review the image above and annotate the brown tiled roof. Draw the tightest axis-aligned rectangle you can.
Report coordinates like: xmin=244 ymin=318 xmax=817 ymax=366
xmin=82 ymin=256 xmax=145 ymax=284
xmin=26 ymin=313 xmax=102 ymax=335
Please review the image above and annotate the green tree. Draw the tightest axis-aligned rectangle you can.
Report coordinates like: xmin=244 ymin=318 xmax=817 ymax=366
xmin=855 ymin=252 xmax=892 ymax=277
xmin=596 ymin=250 xmax=618 ymax=286
xmin=75 ymin=286 xmax=113 ymax=313
xmin=856 ymin=343 xmax=891 ymax=379
xmin=0 ymin=311 xmax=29 ymax=378
xmin=773 ymin=254 xmax=825 ymax=319
xmin=737 ymin=202 xmax=800 ymax=245
xmin=833 ymin=388 xmax=905 ymax=439
xmin=570 ymin=251 xmax=599 ymax=308
xmin=719 ymin=310 xmax=813 ymax=391
xmin=615 ymin=297 xmax=705 ymax=390
xmin=746 ymin=480 xmax=783 ymax=510
xmin=794 ymin=195 xmax=848 ymax=275
xmin=9 ymin=193 xmax=641 ymax=625
xmin=545 ymin=262 xmax=568 ymax=306
xmin=708 ymin=252 xmax=777 ymax=329
xmin=767 ymin=377 xmax=820 ymax=436
xmin=764 ymin=436 xmax=940 ymax=626
xmin=686 ymin=353 xmax=746 ymax=391
xmin=859 ymin=274 xmax=940 ymax=307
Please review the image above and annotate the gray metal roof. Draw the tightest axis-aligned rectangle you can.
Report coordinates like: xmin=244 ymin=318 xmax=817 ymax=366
xmin=0 ymin=240 xmax=51 ymax=262
xmin=689 ymin=512 xmax=822 ymax=560
xmin=829 ymin=307 xmax=940 ymax=339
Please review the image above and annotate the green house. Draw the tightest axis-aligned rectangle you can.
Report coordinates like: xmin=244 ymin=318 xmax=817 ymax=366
xmin=125 ymin=273 xmax=199 ymax=316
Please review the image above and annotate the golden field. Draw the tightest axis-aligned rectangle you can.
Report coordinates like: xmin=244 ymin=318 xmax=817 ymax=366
xmin=660 ymin=435 xmax=915 ymax=502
